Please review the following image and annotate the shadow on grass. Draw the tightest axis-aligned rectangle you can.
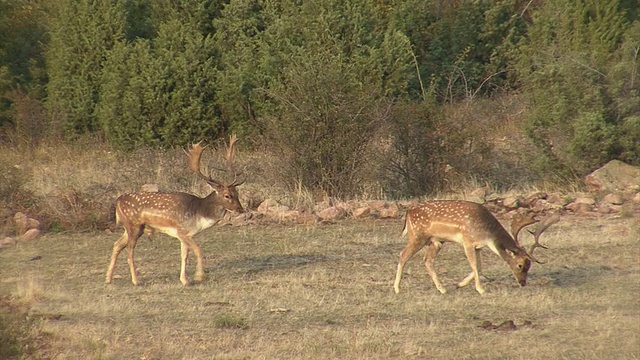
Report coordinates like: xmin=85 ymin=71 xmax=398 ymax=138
xmin=210 ymin=254 xmax=330 ymax=275
xmin=539 ymin=264 xmax=632 ymax=288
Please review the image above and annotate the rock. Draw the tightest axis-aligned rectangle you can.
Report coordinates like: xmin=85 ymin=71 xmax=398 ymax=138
xmin=275 ymin=210 xmax=302 ymax=221
xmin=296 ymin=213 xmax=319 ymax=225
xmin=502 ymin=197 xmax=521 ymax=209
xmin=14 ymin=212 xmax=28 ymax=236
xmin=566 ymin=202 xmax=594 ymax=214
xmin=525 ymin=192 xmax=547 ymax=206
xmin=230 ymin=212 xmax=253 ymax=226
xmin=27 ymin=218 xmax=40 ymax=231
xmin=633 ymin=193 xmax=640 ymax=203
xmin=141 ymin=183 xmax=159 ymax=192
xmin=601 ymin=193 xmax=624 ymax=205
xmin=597 ymin=203 xmax=622 ymax=214
xmin=241 ymin=192 xmax=263 ymax=211
xmin=317 ymin=206 xmax=347 ymax=221
xmin=530 ymin=199 xmax=562 ymax=213
xmin=368 ymin=200 xmax=388 ymax=212
xmin=574 ymin=197 xmax=596 ymax=205
xmin=257 ymin=198 xmax=290 ymax=213
xmin=352 ymin=207 xmax=371 ymax=219
xmin=546 ymin=193 xmax=571 ymax=207
xmin=0 ymin=237 xmax=17 ymax=248
xmin=19 ymin=228 xmax=41 ymax=242
xmin=585 ymin=160 xmax=640 ymax=193
xmin=14 ymin=212 xmax=41 ymax=237
xmin=378 ymin=203 xmax=400 ymax=218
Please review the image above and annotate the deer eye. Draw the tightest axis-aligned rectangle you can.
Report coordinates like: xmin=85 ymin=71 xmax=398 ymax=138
xmin=224 ymin=194 xmax=232 ymax=199
xmin=518 ymin=264 xmax=523 ymax=269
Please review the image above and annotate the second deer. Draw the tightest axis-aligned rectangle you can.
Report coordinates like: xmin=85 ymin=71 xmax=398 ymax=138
xmin=106 ymin=136 xmax=245 ymax=286
xmin=393 ymin=200 xmax=558 ymax=295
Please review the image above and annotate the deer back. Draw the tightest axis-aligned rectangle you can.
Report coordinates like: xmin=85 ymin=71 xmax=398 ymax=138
xmin=116 ymin=188 xmax=243 ymax=237
xmin=406 ymin=201 xmax=516 ymax=249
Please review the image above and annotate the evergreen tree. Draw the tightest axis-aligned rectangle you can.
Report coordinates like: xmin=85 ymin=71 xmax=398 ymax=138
xmin=517 ymin=0 xmax=638 ymax=173
xmin=45 ymin=0 xmax=127 ymax=137
xmin=98 ymin=18 xmax=220 ymax=148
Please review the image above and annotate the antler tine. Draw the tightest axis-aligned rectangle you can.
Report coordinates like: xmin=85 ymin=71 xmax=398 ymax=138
xmin=230 ymin=172 xmax=246 ymax=187
xmin=225 ymin=134 xmax=238 ymax=171
xmin=510 ymin=212 xmax=539 ymax=246
xmin=223 ymin=133 xmax=246 ymax=187
xmin=527 ymin=214 xmax=560 ymax=256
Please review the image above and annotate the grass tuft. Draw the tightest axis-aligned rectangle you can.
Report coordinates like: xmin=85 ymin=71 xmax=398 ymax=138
xmin=212 ymin=314 xmax=250 ymax=330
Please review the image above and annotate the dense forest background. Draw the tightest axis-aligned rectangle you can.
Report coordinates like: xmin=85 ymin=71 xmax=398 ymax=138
xmin=1 ymin=0 xmax=639 ymax=198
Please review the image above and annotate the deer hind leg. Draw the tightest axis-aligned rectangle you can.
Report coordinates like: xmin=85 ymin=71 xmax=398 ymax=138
xmin=106 ymin=231 xmax=128 ymax=284
xmin=423 ymin=240 xmax=446 ymax=294
xmin=462 ymin=245 xmax=485 ymax=294
xmin=126 ymin=227 xmax=143 ymax=286
xmin=394 ymin=235 xmax=429 ymax=294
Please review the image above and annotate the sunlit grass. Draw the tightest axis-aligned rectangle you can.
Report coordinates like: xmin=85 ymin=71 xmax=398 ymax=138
xmin=1 ymin=216 xmax=638 ymax=359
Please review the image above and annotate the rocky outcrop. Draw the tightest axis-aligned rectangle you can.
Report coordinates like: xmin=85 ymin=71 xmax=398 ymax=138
xmin=0 ymin=212 xmax=42 ymax=249
xmin=585 ymin=160 xmax=640 ymax=193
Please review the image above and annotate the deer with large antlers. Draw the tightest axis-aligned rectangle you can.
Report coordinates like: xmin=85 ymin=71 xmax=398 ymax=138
xmin=106 ymin=136 xmax=245 ymax=286
xmin=393 ymin=200 xmax=557 ymax=295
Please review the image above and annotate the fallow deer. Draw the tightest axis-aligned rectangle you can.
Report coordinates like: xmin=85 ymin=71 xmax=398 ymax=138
xmin=106 ymin=137 xmax=245 ymax=286
xmin=393 ymin=200 xmax=556 ymax=295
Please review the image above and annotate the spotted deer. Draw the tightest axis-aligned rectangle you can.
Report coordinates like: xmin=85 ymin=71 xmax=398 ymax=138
xmin=106 ymin=137 xmax=245 ymax=286
xmin=393 ymin=200 xmax=558 ymax=295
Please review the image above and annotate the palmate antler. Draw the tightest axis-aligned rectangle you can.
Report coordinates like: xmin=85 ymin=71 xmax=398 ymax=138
xmin=528 ymin=214 xmax=560 ymax=256
xmin=186 ymin=135 xmax=245 ymax=187
xmin=510 ymin=212 xmax=557 ymax=264
xmin=511 ymin=212 xmax=539 ymax=245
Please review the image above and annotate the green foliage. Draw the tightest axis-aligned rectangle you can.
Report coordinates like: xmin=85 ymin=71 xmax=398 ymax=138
xmin=617 ymin=116 xmax=640 ymax=164
xmin=0 ymin=1 xmax=47 ymax=130
xmin=212 ymin=314 xmax=249 ymax=330
xmin=45 ymin=0 xmax=127 ymax=137
xmin=1 ymin=0 xmax=638 ymax=196
xmin=382 ymin=100 xmax=444 ymax=197
xmin=518 ymin=0 xmax=639 ymax=174
xmin=392 ymin=0 xmax=528 ymax=101
xmin=211 ymin=0 xmax=267 ymax=137
xmin=382 ymin=99 xmax=494 ymax=197
xmin=227 ymin=0 xmax=414 ymax=197
xmin=98 ymin=19 xmax=221 ymax=149
xmin=265 ymin=54 xmax=390 ymax=197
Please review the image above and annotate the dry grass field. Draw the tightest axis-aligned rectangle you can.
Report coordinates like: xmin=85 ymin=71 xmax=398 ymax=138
xmin=0 ymin=213 xmax=638 ymax=359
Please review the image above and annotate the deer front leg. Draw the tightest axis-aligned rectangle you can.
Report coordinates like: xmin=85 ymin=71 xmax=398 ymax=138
xmin=463 ymin=245 xmax=485 ymax=295
xmin=458 ymin=248 xmax=482 ymax=288
xmin=423 ymin=240 xmax=446 ymax=294
xmin=181 ymin=235 xmax=205 ymax=282
xmin=106 ymin=232 xmax=128 ymax=284
xmin=179 ymin=240 xmax=191 ymax=286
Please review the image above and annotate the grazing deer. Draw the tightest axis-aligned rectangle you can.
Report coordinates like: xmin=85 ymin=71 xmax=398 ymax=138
xmin=106 ymin=137 xmax=245 ymax=286
xmin=393 ymin=200 xmax=556 ymax=295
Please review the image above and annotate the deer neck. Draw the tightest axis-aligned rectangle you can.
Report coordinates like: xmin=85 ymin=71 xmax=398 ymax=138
xmin=192 ymin=192 xmax=228 ymax=221
xmin=492 ymin=232 xmax=525 ymax=263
